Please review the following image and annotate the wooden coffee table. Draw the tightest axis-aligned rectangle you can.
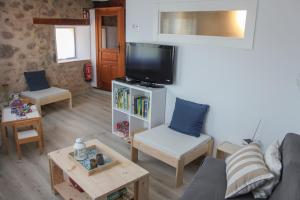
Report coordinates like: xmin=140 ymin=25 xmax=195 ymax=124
xmin=48 ymin=139 xmax=150 ymax=200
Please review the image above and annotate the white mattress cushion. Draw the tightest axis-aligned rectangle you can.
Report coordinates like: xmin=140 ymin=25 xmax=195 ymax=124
xmin=134 ymin=125 xmax=211 ymax=159
xmin=18 ymin=129 xmax=38 ymax=139
xmin=21 ymin=87 xmax=69 ymax=100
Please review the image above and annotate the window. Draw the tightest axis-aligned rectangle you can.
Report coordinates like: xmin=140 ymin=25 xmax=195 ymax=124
xmin=55 ymin=27 xmax=76 ymax=61
xmin=160 ymin=10 xmax=247 ymax=38
xmin=154 ymin=0 xmax=258 ymax=49
xmin=55 ymin=26 xmax=91 ymax=63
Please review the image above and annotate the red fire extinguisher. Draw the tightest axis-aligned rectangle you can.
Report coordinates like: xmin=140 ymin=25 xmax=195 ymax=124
xmin=83 ymin=63 xmax=92 ymax=82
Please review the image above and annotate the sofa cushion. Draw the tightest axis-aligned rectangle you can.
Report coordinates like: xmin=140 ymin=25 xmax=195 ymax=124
xmin=225 ymin=143 xmax=274 ymax=199
xmin=169 ymin=98 xmax=209 ymax=137
xmin=134 ymin=125 xmax=211 ymax=159
xmin=269 ymin=133 xmax=300 ymax=200
xmin=24 ymin=70 xmax=50 ymax=91
xmin=181 ymin=157 xmax=257 ymax=200
xmin=252 ymin=140 xmax=282 ymax=198
xmin=21 ymin=87 xmax=70 ymax=101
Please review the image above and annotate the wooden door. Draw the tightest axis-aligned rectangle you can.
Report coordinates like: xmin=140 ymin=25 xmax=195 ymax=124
xmin=96 ymin=7 xmax=125 ymax=91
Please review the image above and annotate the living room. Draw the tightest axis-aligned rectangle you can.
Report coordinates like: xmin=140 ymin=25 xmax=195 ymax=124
xmin=0 ymin=0 xmax=299 ymax=200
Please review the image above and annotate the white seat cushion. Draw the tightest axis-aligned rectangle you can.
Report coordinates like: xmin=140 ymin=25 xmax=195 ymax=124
xmin=21 ymin=87 xmax=70 ymax=100
xmin=18 ymin=129 xmax=38 ymax=140
xmin=134 ymin=125 xmax=211 ymax=159
xmin=21 ymin=87 xmax=71 ymax=107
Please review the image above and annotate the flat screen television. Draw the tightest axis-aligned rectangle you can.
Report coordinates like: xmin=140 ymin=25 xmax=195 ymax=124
xmin=126 ymin=43 xmax=175 ymax=85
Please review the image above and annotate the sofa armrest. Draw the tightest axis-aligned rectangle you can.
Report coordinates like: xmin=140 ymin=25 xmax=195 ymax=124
xmin=181 ymin=157 xmax=227 ymax=200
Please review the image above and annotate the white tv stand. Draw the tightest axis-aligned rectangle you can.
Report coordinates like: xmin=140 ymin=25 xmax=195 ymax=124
xmin=112 ymin=80 xmax=167 ymax=143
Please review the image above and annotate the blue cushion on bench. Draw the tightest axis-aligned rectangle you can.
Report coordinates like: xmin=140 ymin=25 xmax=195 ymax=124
xmin=24 ymin=70 xmax=49 ymax=91
xmin=169 ymin=98 xmax=209 ymax=137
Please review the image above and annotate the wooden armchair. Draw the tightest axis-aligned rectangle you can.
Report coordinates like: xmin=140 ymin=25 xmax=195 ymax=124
xmin=131 ymin=125 xmax=214 ymax=187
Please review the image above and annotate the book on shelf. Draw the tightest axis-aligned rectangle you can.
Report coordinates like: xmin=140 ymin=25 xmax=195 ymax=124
xmin=133 ymin=96 xmax=150 ymax=119
xmin=114 ymin=88 xmax=130 ymax=111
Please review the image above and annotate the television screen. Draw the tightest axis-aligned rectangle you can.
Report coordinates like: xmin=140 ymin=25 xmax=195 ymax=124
xmin=126 ymin=43 xmax=175 ymax=84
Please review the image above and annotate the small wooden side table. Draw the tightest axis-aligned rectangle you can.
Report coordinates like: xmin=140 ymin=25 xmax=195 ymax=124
xmin=216 ymin=142 xmax=242 ymax=159
xmin=1 ymin=105 xmax=43 ymax=153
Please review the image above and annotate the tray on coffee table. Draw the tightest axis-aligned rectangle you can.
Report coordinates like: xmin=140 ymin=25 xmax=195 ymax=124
xmin=68 ymin=145 xmax=119 ymax=176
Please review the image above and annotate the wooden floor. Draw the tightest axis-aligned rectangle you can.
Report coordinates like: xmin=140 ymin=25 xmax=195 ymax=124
xmin=0 ymin=90 xmax=202 ymax=200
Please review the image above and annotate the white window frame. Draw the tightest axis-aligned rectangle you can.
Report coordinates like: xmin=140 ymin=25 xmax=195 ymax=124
xmin=55 ymin=27 xmax=77 ymax=63
xmin=153 ymin=0 xmax=258 ymax=49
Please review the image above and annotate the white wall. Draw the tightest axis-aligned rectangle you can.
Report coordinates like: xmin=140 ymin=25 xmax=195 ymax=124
xmin=126 ymin=0 xmax=300 ymax=149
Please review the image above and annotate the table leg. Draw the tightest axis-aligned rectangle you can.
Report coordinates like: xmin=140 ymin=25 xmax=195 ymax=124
xmin=216 ymin=150 xmax=224 ymax=159
xmin=131 ymin=145 xmax=138 ymax=162
xmin=134 ymin=175 xmax=149 ymax=200
xmin=1 ymin=125 xmax=8 ymax=154
xmin=36 ymin=104 xmax=42 ymax=116
xmin=68 ymin=96 xmax=73 ymax=109
xmin=175 ymin=159 xmax=184 ymax=187
xmin=39 ymin=119 xmax=45 ymax=148
xmin=49 ymin=158 xmax=64 ymax=194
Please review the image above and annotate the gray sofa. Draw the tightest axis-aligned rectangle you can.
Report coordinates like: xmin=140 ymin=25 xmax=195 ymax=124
xmin=181 ymin=133 xmax=300 ymax=200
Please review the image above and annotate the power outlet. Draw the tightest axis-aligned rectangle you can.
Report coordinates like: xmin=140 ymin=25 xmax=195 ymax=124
xmin=132 ymin=24 xmax=140 ymax=32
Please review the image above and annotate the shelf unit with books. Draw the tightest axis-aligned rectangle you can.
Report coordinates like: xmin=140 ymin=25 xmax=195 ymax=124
xmin=112 ymin=80 xmax=166 ymax=142
xmin=113 ymin=85 xmax=130 ymax=114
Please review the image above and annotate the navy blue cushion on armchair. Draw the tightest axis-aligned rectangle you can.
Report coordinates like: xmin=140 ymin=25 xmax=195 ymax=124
xmin=24 ymin=70 xmax=50 ymax=91
xmin=169 ymin=98 xmax=209 ymax=137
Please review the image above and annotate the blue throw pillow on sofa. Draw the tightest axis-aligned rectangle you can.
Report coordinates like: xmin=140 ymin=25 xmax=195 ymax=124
xmin=24 ymin=70 xmax=50 ymax=91
xmin=169 ymin=98 xmax=209 ymax=137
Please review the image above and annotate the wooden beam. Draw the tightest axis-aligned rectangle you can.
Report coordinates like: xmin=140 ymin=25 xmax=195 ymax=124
xmin=93 ymin=0 xmax=125 ymax=8
xmin=33 ymin=18 xmax=89 ymax=25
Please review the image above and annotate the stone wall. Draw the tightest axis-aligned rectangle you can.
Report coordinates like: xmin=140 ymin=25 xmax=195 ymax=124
xmin=0 ymin=0 xmax=93 ymax=103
